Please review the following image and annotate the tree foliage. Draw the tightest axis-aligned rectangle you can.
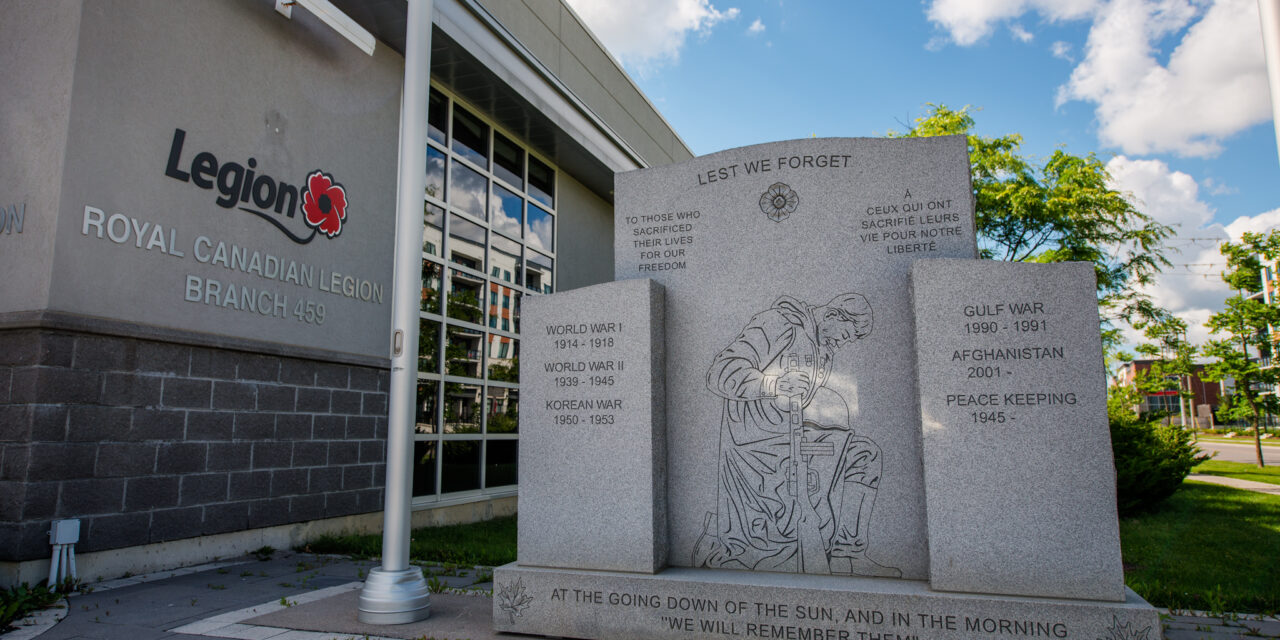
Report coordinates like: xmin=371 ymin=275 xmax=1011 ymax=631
xmin=1200 ymin=231 xmax=1280 ymax=467
xmin=1107 ymin=385 xmax=1208 ymax=515
xmin=890 ymin=105 xmax=1174 ymax=349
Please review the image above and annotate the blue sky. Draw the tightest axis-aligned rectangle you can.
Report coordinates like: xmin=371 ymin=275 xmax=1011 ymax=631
xmin=565 ymin=0 xmax=1278 ymax=347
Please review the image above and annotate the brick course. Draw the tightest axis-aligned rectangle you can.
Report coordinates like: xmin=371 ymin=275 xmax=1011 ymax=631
xmin=0 ymin=328 xmax=389 ymax=562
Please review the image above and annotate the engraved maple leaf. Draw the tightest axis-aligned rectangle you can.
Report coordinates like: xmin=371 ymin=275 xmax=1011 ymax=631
xmin=498 ymin=577 xmax=533 ymax=624
xmin=1098 ymin=615 xmax=1152 ymax=640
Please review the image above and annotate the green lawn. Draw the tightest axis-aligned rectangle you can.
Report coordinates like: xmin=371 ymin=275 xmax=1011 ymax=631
xmin=1193 ymin=460 xmax=1280 ymax=486
xmin=302 ymin=515 xmax=517 ymax=567
xmin=300 ymin=484 xmax=1280 ymax=616
xmin=1121 ymin=481 xmax=1280 ymax=614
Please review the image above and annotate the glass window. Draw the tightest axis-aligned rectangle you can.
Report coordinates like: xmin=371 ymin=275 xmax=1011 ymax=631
xmin=442 ymin=440 xmax=481 ymax=493
xmin=428 ymin=88 xmax=448 ymax=145
xmin=426 ymin=146 xmax=446 ymax=201
xmin=418 ymin=319 xmax=440 ymax=373
xmin=527 ymin=251 xmax=553 ymax=294
xmin=420 ymin=261 xmax=442 ymax=314
xmin=512 ymin=291 xmax=522 ymax=333
xmin=486 ymin=389 xmax=518 ymax=434
xmin=488 ymin=316 xmax=497 ymax=328
xmin=490 ymin=291 xmax=498 ymax=306
xmin=451 ymin=105 xmax=488 ymax=168
xmin=423 ymin=203 xmax=444 ymax=258
xmin=449 ymin=162 xmax=487 ymax=220
xmin=485 ymin=440 xmax=517 ymax=487
xmin=528 ymin=155 xmax=554 ymax=207
xmin=412 ymin=441 xmax=437 ymax=497
xmin=491 ymin=184 xmax=523 ymax=240
xmin=443 ymin=383 xmax=483 ymax=434
xmin=526 ymin=203 xmax=554 ymax=253
xmin=446 ymin=325 xmax=483 ymax=378
xmin=493 ymin=131 xmax=524 ymax=190
xmin=448 ymin=214 xmax=486 ymax=272
xmin=488 ymin=337 xmax=518 ymax=382
xmin=415 ymin=381 xmax=438 ymax=434
xmin=447 ymin=268 xmax=484 ymax=324
xmin=490 ymin=234 xmax=523 ymax=287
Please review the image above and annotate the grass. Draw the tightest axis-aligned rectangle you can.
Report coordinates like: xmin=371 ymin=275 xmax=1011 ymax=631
xmin=301 ymin=515 xmax=516 ymax=567
xmin=1192 ymin=460 xmax=1280 ymax=486
xmin=1121 ymin=481 xmax=1280 ymax=614
xmin=2 ymin=583 xmax=65 ymax=631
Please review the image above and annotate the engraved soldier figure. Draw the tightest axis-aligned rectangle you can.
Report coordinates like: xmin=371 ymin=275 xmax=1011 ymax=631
xmin=693 ymin=292 xmax=899 ymax=577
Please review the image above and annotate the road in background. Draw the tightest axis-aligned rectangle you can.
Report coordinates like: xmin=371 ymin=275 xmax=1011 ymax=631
xmin=1196 ymin=440 xmax=1276 ymax=465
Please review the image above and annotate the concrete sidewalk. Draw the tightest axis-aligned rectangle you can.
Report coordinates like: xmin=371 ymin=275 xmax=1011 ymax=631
xmin=1187 ymin=473 xmax=1280 ymax=495
xmin=7 ymin=550 xmax=1279 ymax=640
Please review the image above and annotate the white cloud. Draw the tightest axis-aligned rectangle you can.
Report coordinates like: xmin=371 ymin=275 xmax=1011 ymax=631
xmin=1203 ymin=177 xmax=1238 ymax=196
xmin=1058 ymin=0 xmax=1269 ymax=157
xmin=748 ymin=18 xmax=765 ymax=34
xmin=1106 ymin=156 xmax=1231 ymax=343
xmin=925 ymin=0 xmax=1098 ymax=46
xmin=925 ymin=0 xmax=1269 ymax=158
xmin=565 ymin=0 xmax=740 ymax=69
xmin=1050 ymin=40 xmax=1073 ymax=60
xmin=1009 ymin=23 xmax=1034 ymax=42
xmin=1223 ymin=206 xmax=1280 ymax=237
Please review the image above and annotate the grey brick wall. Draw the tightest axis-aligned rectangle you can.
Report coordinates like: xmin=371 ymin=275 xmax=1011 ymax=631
xmin=0 ymin=328 xmax=388 ymax=562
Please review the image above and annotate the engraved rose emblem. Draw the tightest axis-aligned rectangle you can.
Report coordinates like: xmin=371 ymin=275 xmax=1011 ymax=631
xmin=760 ymin=182 xmax=798 ymax=222
xmin=301 ymin=170 xmax=349 ymax=238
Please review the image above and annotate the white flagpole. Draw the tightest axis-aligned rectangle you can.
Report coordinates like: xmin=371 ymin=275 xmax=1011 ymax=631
xmin=1260 ymin=0 xmax=1280 ymax=166
xmin=358 ymin=0 xmax=433 ymax=624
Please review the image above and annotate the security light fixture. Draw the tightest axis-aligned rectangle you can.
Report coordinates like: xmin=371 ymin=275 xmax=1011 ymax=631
xmin=275 ymin=0 xmax=376 ymax=56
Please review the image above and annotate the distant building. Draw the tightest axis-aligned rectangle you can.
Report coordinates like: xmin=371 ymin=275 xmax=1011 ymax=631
xmin=1113 ymin=359 xmax=1223 ymax=426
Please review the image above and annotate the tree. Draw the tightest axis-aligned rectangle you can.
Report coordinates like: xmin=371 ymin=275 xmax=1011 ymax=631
xmin=890 ymin=105 xmax=1175 ymax=351
xmin=1133 ymin=316 xmax=1199 ymax=428
xmin=1200 ymin=231 xmax=1280 ymax=468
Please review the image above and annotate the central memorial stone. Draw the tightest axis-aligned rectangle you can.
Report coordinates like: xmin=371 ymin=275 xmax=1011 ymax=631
xmin=494 ymin=137 xmax=1161 ymax=640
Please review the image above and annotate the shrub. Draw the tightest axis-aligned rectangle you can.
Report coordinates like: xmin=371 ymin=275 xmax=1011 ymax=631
xmin=1 ymin=583 xmax=63 ymax=631
xmin=1110 ymin=411 xmax=1208 ymax=516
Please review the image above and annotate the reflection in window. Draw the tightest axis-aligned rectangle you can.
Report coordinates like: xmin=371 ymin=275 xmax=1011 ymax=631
xmin=448 ymin=214 xmax=486 ymax=272
xmin=487 ymin=388 xmax=518 ymax=433
xmin=488 ymin=338 xmax=519 ymax=383
xmin=425 ymin=146 xmax=446 ymax=201
xmin=428 ymin=88 xmax=448 ymax=145
xmin=418 ymin=319 xmax=441 ymax=373
xmin=442 ymin=440 xmax=481 ymax=493
xmin=512 ymin=291 xmax=522 ymax=333
xmin=493 ymin=131 xmax=524 ymax=190
xmin=423 ymin=203 xmax=444 ymax=257
xmin=415 ymin=381 xmax=438 ymax=433
xmin=444 ymin=383 xmax=482 ymax=435
xmin=452 ymin=106 xmax=488 ymax=168
xmin=526 ymin=252 xmax=553 ymax=294
xmin=528 ymin=155 xmax=554 ymax=208
xmin=446 ymin=325 xmax=483 ymax=379
xmin=486 ymin=440 xmax=517 ymax=487
xmin=491 ymin=184 xmax=523 ymax=240
xmin=447 ymin=268 xmax=484 ymax=324
xmin=526 ymin=203 xmax=554 ymax=253
xmin=420 ymin=261 xmax=442 ymax=314
xmin=412 ymin=441 xmax=437 ymax=497
xmin=450 ymin=162 xmax=488 ymax=220
xmin=490 ymin=234 xmax=522 ymax=287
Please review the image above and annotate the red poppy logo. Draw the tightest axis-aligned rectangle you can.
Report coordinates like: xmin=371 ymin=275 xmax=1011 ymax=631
xmin=301 ymin=171 xmax=348 ymax=238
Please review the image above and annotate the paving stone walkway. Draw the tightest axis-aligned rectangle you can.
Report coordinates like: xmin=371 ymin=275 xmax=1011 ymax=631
xmin=5 ymin=551 xmax=1276 ymax=640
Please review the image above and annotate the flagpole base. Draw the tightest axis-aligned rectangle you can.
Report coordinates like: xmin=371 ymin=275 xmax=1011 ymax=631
xmin=357 ymin=567 xmax=431 ymax=624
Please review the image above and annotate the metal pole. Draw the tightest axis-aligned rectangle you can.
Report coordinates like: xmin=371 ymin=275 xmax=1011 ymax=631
xmin=1260 ymin=0 xmax=1280 ymax=166
xmin=358 ymin=0 xmax=433 ymax=625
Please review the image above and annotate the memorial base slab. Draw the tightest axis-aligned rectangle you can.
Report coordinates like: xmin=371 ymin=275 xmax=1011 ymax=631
xmin=493 ymin=564 xmax=1159 ymax=640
